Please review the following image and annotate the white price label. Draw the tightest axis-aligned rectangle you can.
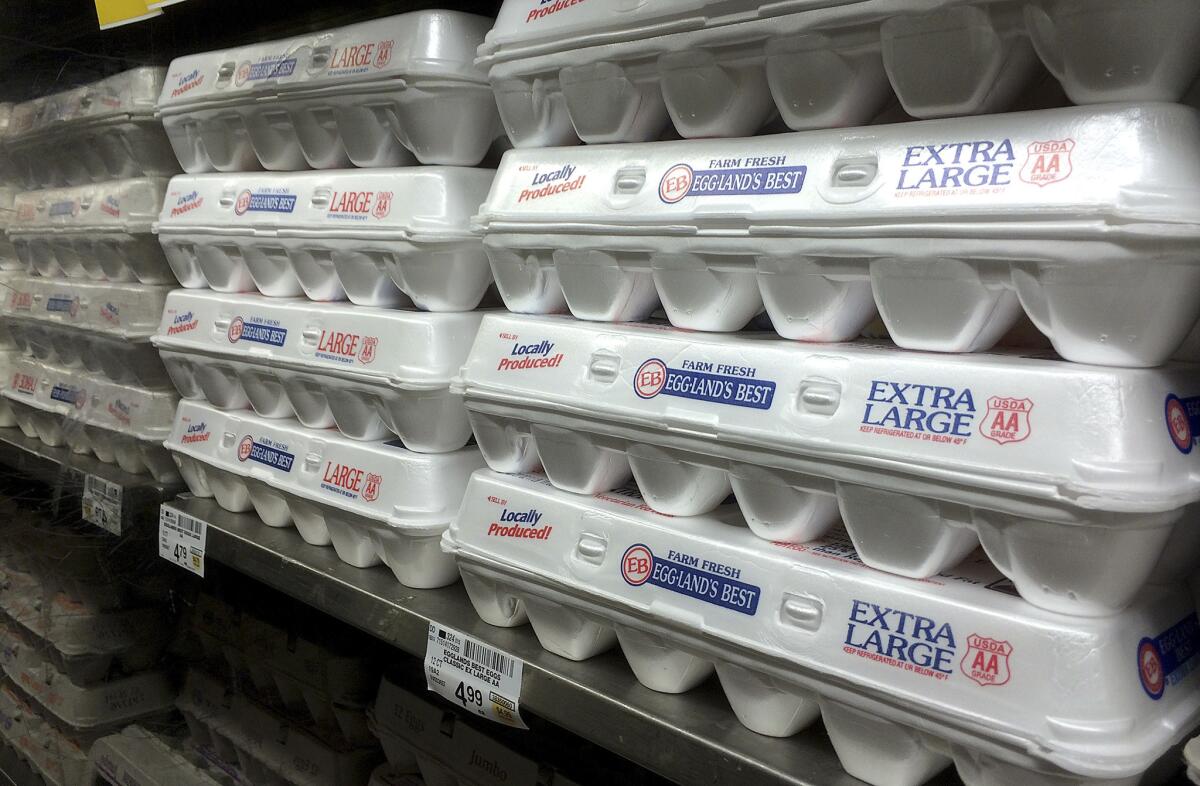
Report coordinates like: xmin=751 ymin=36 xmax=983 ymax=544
xmin=425 ymin=623 xmax=526 ymax=728
xmin=82 ymin=475 xmax=122 ymax=534
xmin=158 ymin=506 xmax=206 ymax=577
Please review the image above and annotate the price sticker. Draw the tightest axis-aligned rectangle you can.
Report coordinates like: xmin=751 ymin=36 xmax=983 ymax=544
xmin=158 ymin=506 xmax=206 ymax=577
xmin=425 ymin=623 xmax=525 ymax=728
xmin=82 ymin=475 xmax=123 ymax=534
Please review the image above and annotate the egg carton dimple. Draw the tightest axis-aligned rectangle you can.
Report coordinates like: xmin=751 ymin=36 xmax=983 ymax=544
xmin=153 ymin=290 xmax=484 ymax=452
xmin=156 ymin=12 xmax=500 ymax=172
xmin=154 ymin=168 xmax=495 ymax=311
xmin=5 ymin=68 xmax=180 ymax=190
xmin=448 ymin=470 xmax=1200 ymax=786
xmin=177 ymin=669 xmax=382 ymax=786
xmin=477 ymin=102 xmax=1200 ymax=367
xmin=481 ymin=0 xmax=1200 ymax=146
xmin=166 ymin=400 xmax=484 ymax=588
xmin=2 ymin=357 xmax=179 ymax=481
xmin=457 ymin=312 xmax=1200 ymax=617
xmin=8 ymin=178 xmax=177 ymax=285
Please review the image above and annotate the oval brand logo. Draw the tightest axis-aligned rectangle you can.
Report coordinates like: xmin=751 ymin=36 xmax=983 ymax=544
xmin=659 ymin=164 xmax=693 ymax=203
xmin=634 ymin=359 xmax=667 ymax=399
xmin=621 ymin=544 xmax=653 ymax=586
xmin=227 ymin=316 xmax=244 ymax=343
xmin=233 ymin=190 xmax=252 ymax=216
xmin=237 ymin=436 xmax=254 ymax=462
xmin=1166 ymin=395 xmax=1193 ymax=454
xmin=1138 ymin=638 xmax=1165 ymax=699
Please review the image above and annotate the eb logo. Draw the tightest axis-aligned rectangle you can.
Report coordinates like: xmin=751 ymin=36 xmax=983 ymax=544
xmin=621 ymin=544 xmax=653 ymax=586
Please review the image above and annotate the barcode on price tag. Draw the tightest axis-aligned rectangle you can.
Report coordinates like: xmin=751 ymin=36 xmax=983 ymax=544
xmin=159 ymin=505 xmax=205 ymax=577
xmin=82 ymin=475 xmax=123 ymax=534
xmin=424 ymin=623 xmax=525 ymax=728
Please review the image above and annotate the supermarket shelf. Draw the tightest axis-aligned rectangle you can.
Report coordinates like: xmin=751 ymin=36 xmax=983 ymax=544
xmin=0 ymin=427 xmax=183 ymax=535
xmin=166 ymin=494 xmax=959 ymax=786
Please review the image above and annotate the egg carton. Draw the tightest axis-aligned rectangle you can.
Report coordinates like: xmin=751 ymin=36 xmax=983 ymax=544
xmin=371 ymin=675 xmax=581 ymax=786
xmin=0 ymin=586 xmax=168 ymax=685
xmin=153 ymin=290 xmax=484 ymax=452
xmin=477 ymin=102 xmax=1200 ymax=368
xmin=8 ymin=178 xmax=177 ymax=284
xmin=0 ymin=622 xmax=176 ymax=740
xmin=4 ymin=68 xmax=179 ymax=190
xmin=194 ymin=604 xmax=379 ymax=747
xmin=1 ymin=274 xmax=172 ymax=386
xmin=153 ymin=168 xmax=494 ymax=311
xmin=166 ymin=400 xmax=484 ymax=587
xmin=3 ymin=357 xmax=179 ymax=481
xmin=481 ymin=0 xmax=1200 ymax=146
xmin=0 ymin=682 xmax=89 ymax=786
xmin=89 ymin=725 xmax=227 ymax=786
xmin=456 ymin=312 xmax=1200 ymax=616
xmin=0 ymin=187 xmax=21 ymax=269
xmin=368 ymin=765 xmax=423 ymax=786
xmin=156 ymin=11 xmax=501 ymax=172
xmin=448 ymin=470 xmax=1200 ymax=786
xmin=0 ymin=349 xmax=20 ymax=428
xmin=177 ymin=669 xmax=382 ymax=786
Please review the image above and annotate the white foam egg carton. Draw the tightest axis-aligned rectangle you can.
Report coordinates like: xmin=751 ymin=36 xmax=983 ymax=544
xmin=8 ymin=178 xmax=177 ymax=284
xmin=0 ymin=623 xmax=175 ymax=738
xmin=0 ymin=682 xmax=89 ymax=786
xmin=156 ymin=11 xmax=500 ymax=172
xmin=154 ymin=168 xmax=495 ymax=311
xmin=368 ymin=765 xmax=423 ymax=786
xmin=477 ymin=102 xmax=1200 ymax=368
xmin=0 ymin=187 xmax=21 ymax=270
xmin=371 ymin=675 xmax=580 ymax=786
xmin=153 ymin=290 xmax=484 ymax=452
xmin=0 ymin=349 xmax=21 ymax=428
xmin=456 ymin=313 xmax=1200 ymax=617
xmin=481 ymin=0 xmax=1200 ymax=146
xmin=2 ymin=357 xmax=179 ymax=481
xmin=177 ymin=669 xmax=381 ymax=786
xmin=448 ymin=470 xmax=1200 ymax=786
xmin=0 ymin=586 xmax=168 ymax=685
xmin=4 ymin=68 xmax=180 ymax=190
xmin=166 ymin=400 xmax=484 ymax=587
xmin=1 ymin=274 xmax=172 ymax=387
xmin=90 ymin=725 xmax=226 ymax=786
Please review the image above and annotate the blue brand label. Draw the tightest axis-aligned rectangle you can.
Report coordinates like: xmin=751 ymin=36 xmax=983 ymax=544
xmin=1165 ymin=394 xmax=1200 ymax=455
xmin=48 ymin=200 xmax=75 ymax=217
xmin=659 ymin=156 xmax=805 ymax=203
xmin=620 ymin=544 xmax=759 ymax=616
xmin=237 ymin=436 xmax=294 ymax=472
xmin=633 ymin=358 xmax=775 ymax=410
xmin=1138 ymin=612 xmax=1200 ymax=699
xmin=50 ymin=384 xmax=80 ymax=406
xmin=239 ymin=322 xmax=287 ymax=347
xmin=46 ymin=297 xmax=74 ymax=314
xmin=247 ymin=57 xmax=296 ymax=81
xmin=234 ymin=191 xmax=296 ymax=215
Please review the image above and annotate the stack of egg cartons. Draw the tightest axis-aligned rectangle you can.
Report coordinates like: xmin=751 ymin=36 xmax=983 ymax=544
xmin=152 ymin=10 xmax=502 ymax=588
xmin=0 ymin=68 xmax=183 ymax=481
xmin=444 ymin=3 xmax=1200 ymax=786
xmin=0 ymin=497 xmax=178 ymax=786
xmin=174 ymin=592 xmax=384 ymax=786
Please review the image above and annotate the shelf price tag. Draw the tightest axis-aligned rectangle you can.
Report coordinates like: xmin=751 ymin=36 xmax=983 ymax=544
xmin=158 ymin=505 xmax=206 ymax=577
xmin=82 ymin=475 xmax=123 ymax=535
xmin=425 ymin=623 xmax=526 ymax=729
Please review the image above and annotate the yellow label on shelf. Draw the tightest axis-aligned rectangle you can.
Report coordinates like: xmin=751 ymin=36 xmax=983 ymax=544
xmin=94 ymin=0 xmax=162 ymax=29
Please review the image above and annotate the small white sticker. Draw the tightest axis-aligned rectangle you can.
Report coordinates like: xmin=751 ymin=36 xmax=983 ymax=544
xmin=425 ymin=623 xmax=525 ymax=728
xmin=82 ymin=474 xmax=122 ymax=534
xmin=159 ymin=506 xmax=205 ymax=577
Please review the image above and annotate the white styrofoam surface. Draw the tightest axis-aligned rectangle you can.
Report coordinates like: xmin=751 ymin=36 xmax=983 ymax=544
xmin=447 ymin=470 xmax=1200 ymax=786
xmin=476 ymin=102 xmax=1200 ymax=367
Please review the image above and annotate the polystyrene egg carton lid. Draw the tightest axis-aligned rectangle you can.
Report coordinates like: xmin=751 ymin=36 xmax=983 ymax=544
xmin=154 ymin=290 xmax=484 ymax=390
xmin=447 ymin=470 xmax=1200 ymax=785
xmin=6 ymin=68 xmax=164 ymax=144
xmin=157 ymin=11 xmax=491 ymax=114
xmin=89 ymin=725 xmax=225 ymax=786
xmin=156 ymin=168 xmax=493 ymax=240
xmin=2 ymin=590 xmax=166 ymax=659
xmin=477 ymin=102 xmax=1200 ymax=367
xmin=0 ymin=624 xmax=175 ymax=733
xmin=9 ymin=178 xmax=169 ymax=236
xmin=167 ymin=399 xmax=483 ymax=535
xmin=455 ymin=312 xmax=1200 ymax=616
xmin=3 ymin=274 xmax=172 ymax=339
